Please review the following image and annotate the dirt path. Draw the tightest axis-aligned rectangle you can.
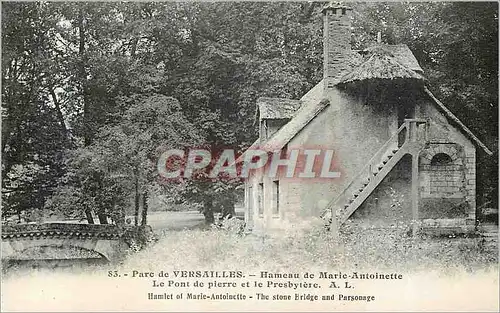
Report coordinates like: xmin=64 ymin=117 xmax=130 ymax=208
xmin=146 ymin=211 xmax=206 ymax=233
xmin=146 ymin=206 xmax=245 ymax=235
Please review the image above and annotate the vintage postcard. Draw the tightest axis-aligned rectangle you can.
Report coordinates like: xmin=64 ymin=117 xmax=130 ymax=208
xmin=1 ymin=1 xmax=498 ymax=312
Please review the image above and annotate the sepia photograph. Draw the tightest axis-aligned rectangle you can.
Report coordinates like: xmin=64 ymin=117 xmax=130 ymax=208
xmin=1 ymin=1 xmax=498 ymax=311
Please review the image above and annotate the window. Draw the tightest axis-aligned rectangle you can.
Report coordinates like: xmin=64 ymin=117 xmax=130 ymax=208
xmin=272 ymin=180 xmax=279 ymax=216
xmin=431 ymin=153 xmax=452 ymax=166
xmin=258 ymin=183 xmax=264 ymax=217
xmin=247 ymin=186 xmax=253 ymax=214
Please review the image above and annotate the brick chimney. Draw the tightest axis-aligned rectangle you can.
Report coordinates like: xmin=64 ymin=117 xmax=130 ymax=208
xmin=322 ymin=2 xmax=353 ymax=88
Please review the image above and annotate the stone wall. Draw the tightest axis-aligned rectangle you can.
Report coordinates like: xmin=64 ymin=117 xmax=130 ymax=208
xmin=464 ymin=149 xmax=477 ymax=223
xmin=415 ymin=98 xmax=477 ymax=224
xmin=352 ymin=155 xmax=412 ymax=226
xmin=247 ymin=87 xmax=397 ymax=231
xmin=420 ymin=143 xmax=466 ymax=199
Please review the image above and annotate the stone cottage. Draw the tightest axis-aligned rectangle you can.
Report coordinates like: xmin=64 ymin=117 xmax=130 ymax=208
xmin=239 ymin=3 xmax=493 ymax=235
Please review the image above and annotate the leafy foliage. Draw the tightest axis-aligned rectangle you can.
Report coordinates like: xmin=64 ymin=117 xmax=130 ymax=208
xmin=46 ymin=94 xmax=202 ymax=224
xmin=2 ymin=2 xmax=497 ymax=224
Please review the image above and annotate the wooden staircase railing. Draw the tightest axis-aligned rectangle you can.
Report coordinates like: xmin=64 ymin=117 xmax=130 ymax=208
xmin=323 ymin=119 xmax=428 ymax=230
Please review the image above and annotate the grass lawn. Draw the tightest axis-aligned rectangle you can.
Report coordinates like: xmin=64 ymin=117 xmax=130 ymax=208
xmin=1 ymin=218 xmax=497 ymax=312
xmin=124 ymin=218 xmax=498 ymax=275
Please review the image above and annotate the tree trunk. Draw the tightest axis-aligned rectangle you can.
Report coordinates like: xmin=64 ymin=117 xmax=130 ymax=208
xmin=141 ymin=191 xmax=148 ymax=226
xmin=49 ymin=88 xmax=69 ymax=140
xmin=85 ymin=208 xmax=94 ymax=224
xmin=134 ymin=167 xmax=140 ymax=226
xmin=78 ymin=7 xmax=91 ymax=146
xmin=221 ymin=201 xmax=236 ymax=219
xmin=97 ymin=212 xmax=108 ymax=224
xmin=78 ymin=7 xmax=95 ymax=226
xmin=95 ymin=172 xmax=108 ymax=224
xmin=130 ymin=37 xmax=139 ymax=59
xmin=203 ymin=198 xmax=215 ymax=224
xmin=112 ymin=202 xmax=126 ymax=226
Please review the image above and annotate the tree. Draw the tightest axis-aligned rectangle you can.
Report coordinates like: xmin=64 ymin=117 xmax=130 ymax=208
xmin=149 ymin=2 xmax=325 ymax=222
xmin=47 ymin=94 xmax=202 ymax=224
xmin=3 ymin=2 xmax=497 ymax=225
xmin=2 ymin=2 xmax=71 ymax=221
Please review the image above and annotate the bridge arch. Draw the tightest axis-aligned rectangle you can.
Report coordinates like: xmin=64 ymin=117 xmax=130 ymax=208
xmin=9 ymin=244 xmax=109 ymax=261
xmin=1 ymin=223 xmax=150 ymax=267
xmin=2 ymin=236 xmax=129 ymax=264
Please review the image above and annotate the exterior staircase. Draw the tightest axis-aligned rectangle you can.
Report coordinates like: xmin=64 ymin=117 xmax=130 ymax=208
xmin=323 ymin=119 xmax=428 ymax=230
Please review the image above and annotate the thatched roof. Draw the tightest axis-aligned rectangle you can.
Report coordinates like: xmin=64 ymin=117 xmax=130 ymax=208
xmin=385 ymin=45 xmax=423 ymax=73
xmin=338 ymin=44 xmax=424 ymax=85
xmin=339 ymin=49 xmax=424 ymax=84
xmin=363 ymin=44 xmax=423 ymax=73
xmin=257 ymin=97 xmax=303 ymax=120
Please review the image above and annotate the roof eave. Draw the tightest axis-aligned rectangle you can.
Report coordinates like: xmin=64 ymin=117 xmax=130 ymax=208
xmin=337 ymin=76 xmax=426 ymax=86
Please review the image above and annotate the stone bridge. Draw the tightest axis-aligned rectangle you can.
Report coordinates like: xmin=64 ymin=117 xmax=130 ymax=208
xmin=1 ymin=223 xmax=148 ymax=266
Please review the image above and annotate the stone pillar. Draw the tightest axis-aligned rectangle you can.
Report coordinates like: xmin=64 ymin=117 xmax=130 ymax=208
xmin=464 ymin=148 xmax=477 ymax=227
xmin=411 ymin=152 xmax=420 ymax=236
